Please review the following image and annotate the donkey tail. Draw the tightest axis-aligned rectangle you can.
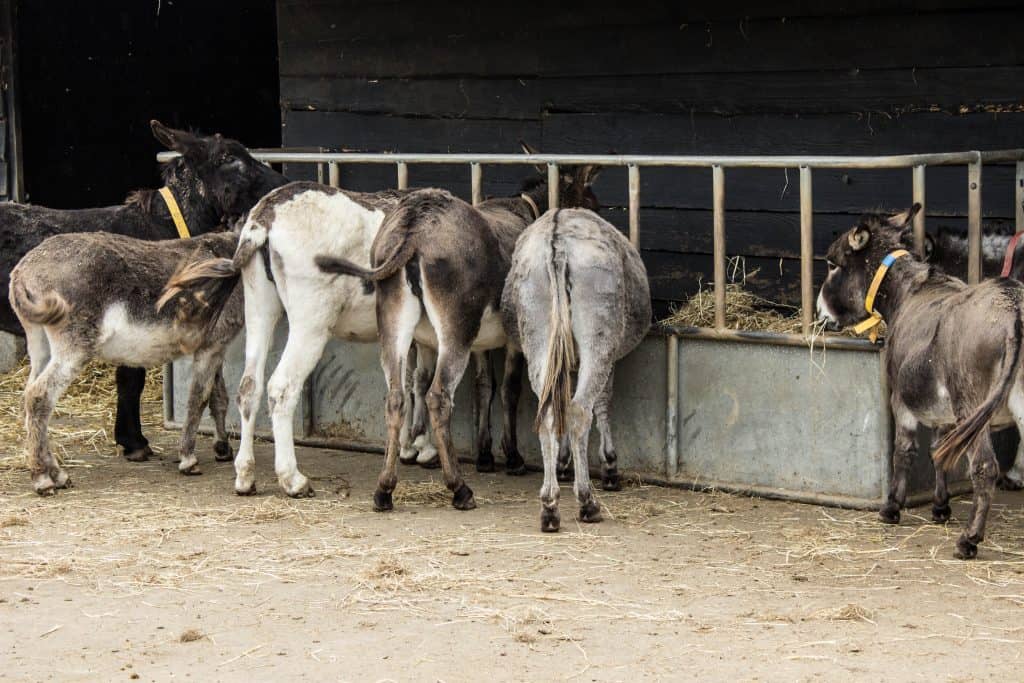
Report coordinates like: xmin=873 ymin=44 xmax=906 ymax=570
xmin=314 ymin=241 xmax=415 ymax=283
xmin=933 ymin=313 xmax=1023 ymax=471
xmin=534 ymin=227 xmax=577 ymax=440
xmin=157 ymin=217 xmax=266 ymax=316
xmin=9 ymin=279 xmax=70 ymax=327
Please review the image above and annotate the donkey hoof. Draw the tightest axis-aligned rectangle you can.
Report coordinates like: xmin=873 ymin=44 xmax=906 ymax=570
xmin=997 ymin=474 xmax=1024 ymax=491
xmin=399 ymin=448 xmax=418 ymax=465
xmin=601 ymin=472 xmax=622 ymax=492
xmin=452 ymin=484 xmax=476 ymax=511
xmin=416 ymin=447 xmax=440 ymax=469
xmin=878 ymin=503 xmax=900 ymax=525
xmin=51 ymin=469 xmax=71 ymax=490
xmin=32 ymin=474 xmax=56 ymax=496
xmin=373 ymin=489 xmax=394 ymax=512
xmin=235 ymin=481 xmax=257 ymax=496
xmin=579 ymin=501 xmax=603 ymax=524
xmin=475 ymin=454 xmax=496 ymax=473
xmin=505 ymin=454 xmax=527 ymax=476
xmin=213 ymin=441 xmax=234 ymax=462
xmin=179 ymin=462 xmax=202 ymax=476
xmin=955 ymin=535 xmax=979 ymax=560
xmin=541 ymin=509 xmax=561 ymax=533
xmin=931 ymin=503 xmax=952 ymax=524
xmin=123 ymin=446 xmax=152 ymax=463
xmin=286 ymin=478 xmax=315 ymax=498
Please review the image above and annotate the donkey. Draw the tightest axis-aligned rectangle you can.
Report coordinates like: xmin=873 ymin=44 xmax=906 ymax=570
xmin=0 ymin=120 xmax=286 ymax=463
xmin=817 ymin=204 xmax=1024 ymax=559
xmin=10 ymin=230 xmax=243 ymax=495
xmin=315 ymin=163 xmax=602 ymax=512
xmin=502 ymin=209 xmax=650 ymax=531
xmin=159 ymin=182 xmax=449 ymax=498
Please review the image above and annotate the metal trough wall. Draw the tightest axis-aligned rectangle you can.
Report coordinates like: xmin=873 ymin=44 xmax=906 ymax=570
xmin=162 ymin=148 xmax=1024 ymax=509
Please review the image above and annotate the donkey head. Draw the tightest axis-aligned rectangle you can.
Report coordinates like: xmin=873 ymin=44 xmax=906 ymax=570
xmin=151 ymin=120 xmax=287 ymax=224
xmin=519 ymin=142 xmax=602 ymax=212
xmin=817 ymin=204 xmax=922 ymax=330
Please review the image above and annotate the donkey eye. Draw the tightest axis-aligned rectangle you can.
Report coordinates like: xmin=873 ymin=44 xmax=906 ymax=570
xmin=827 ymin=260 xmax=839 ymax=271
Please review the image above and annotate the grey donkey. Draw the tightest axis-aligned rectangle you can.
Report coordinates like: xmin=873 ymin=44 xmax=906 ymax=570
xmin=315 ymin=163 xmax=602 ymax=512
xmin=9 ymin=230 xmax=243 ymax=494
xmin=502 ymin=208 xmax=651 ymax=532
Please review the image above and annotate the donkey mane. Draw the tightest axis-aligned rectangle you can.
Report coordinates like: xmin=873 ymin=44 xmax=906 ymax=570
xmin=123 ymin=158 xmax=190 ymax=215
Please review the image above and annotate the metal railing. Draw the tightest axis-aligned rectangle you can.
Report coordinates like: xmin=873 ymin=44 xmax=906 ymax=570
xmin=160 ymin=146 xmax=1024 ymax=349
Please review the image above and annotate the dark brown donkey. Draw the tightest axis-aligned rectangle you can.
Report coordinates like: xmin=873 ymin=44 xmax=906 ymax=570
xmin=315 ymin=163 xmax=601 ymax=511
xmin=817 ymin=204 xmax=1024 ymax=559
xmin=0 ymin=120 xmax=286 ymax=461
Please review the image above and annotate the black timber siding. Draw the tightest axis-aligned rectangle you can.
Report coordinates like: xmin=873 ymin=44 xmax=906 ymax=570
xmin=277 ymin=1 xmax=1024 ymax=313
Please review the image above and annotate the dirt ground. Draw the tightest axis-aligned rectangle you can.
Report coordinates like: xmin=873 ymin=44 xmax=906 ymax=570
xmin=1 ymin=374 xmax=1023 ymax=682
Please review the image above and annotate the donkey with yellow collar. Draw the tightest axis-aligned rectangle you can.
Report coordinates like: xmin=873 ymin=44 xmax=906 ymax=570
xmin=817 ymin=204 xmax=1024 ymax=559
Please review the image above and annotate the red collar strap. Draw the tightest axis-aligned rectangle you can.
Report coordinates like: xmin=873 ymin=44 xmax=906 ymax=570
xmin=1001 ymin=231 xmax=1024 ymax=278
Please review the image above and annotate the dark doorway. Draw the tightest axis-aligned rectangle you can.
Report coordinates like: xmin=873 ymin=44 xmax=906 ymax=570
xmin=15 ymin=0 xmax=280 ymax=208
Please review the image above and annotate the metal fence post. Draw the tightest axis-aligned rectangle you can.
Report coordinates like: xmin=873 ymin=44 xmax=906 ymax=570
xmin=471 ymin=163 xmax=483 ymax=206
xmin=397 ymin=162 xmax=409 ymax=190
xmin=800 ymin=166 xmax=813 ymax=335
xmin=328 ymin=162 xmax=340 ymax=188
xmin=1016 ymin=160 xmax=1024 ymax=234
xmin=628 ymin=164 xmax=640 ymax=248
xmin=968 ymin=156 xmax=982 ymax=284
xmin=912 ymin=164 xmax=926 ymax=258
xmin=712 ymin=165 xmax=726 ymax=330
xmin=665 ymin=334 xmax=679 ymax=478
xmin=548 ymin=163 xmax=559 ymax=210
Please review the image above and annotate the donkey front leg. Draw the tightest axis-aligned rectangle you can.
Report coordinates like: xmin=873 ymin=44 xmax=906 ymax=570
xmin=931 ymin=426 xmax=953 ymax=523
xmin=472 ymin=351 xmax=496 ymax=472
xmin=176 ymin=349 xmax=226 ymax=475
xmin=956 ymin=432 xmax=1000 ymax=559
xmin=594 ymin=373 xmax=621 ymax=491
xmin=115 ymin=366 xmax=152 ymax=462
xmin=501 ymin=349 xmax=527 ymax=475
xmin=209 ymin=367 xmax=233 ymax=462
xmin=24 ymin=349 xmax=85 ymax=494
xmin=879 ymin=398 xmax=918 ymax=525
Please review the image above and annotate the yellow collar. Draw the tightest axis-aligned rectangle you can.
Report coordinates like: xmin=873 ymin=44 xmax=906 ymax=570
xmin=158 ymin=186 xmax=191 ymax=239
xmin=852 ymin=249 xmax=910 ymax=342
xmin=520 ymin=193 xmax=540 ymax=221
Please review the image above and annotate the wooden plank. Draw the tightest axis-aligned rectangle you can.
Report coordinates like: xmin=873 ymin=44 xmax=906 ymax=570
xmin=282 ymin=67 xmax=1024 ymax=119
xmin=279 ymin=8 xmax=1023 ymax=78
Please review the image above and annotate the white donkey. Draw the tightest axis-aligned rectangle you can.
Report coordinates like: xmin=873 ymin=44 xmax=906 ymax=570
xmin=501 ymin=208 xmax=651 ymax=531
xmin=162 ymin=182 xmax=448 ymax=497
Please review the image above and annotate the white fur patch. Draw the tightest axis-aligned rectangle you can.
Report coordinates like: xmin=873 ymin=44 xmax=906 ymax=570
xmin=96 ymin=303 xmax=184 ymax=367
xmin=816 ymin=289 xmax=838 ymax=324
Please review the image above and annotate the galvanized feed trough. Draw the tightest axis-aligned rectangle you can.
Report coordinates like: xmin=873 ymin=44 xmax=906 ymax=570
xmin=164 ymin=148 xmax=1024 ymax=509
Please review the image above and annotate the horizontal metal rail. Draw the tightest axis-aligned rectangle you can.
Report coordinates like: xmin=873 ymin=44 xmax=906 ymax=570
xmin=161 ymin=149 xmax=1024 ymax=169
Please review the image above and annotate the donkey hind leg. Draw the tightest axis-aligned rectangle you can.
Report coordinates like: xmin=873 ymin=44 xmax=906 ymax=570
xmin=209 ymin=367 xmax=233 ymax=462
xmin=500 ymin=349 xmax=527 ymax=475
xmin=472 ymin=351 xmax=496 ymax=473
xmin=537 ymin=408 xmax=561 ymax=532
xmin=427 ymin=345 xmax=476 ymax=510
xmin=879 ymin=397 xmax=918 ymax=525
xmin=931 ymin=426 xmax=953 ymax=523
xmin=176 ymin=349 xmax=225 ymax=475
xmin=956 ymin=429 xmax=1000 ymax=559
xmin=115 ymin=366 xmax=152 ymax=462
xmin=594 ymin=373 xmax=622 ymax=492
xmin=233 ymin=263 xmax=283 ymax=495
xmin=999 ymin=386 xmax=1024 ymax=490
xmin=412 ymin=344 xmax=439 ymax=468
xmin=568 ymin=358 xmax=612 ymax=524
xmin=266 ymin=324 xmax=329 ymax=498
xmin=374 ymin=289 xmax=420 ymax=511
xmin=24 ymin=344 xmax=86 ymax=494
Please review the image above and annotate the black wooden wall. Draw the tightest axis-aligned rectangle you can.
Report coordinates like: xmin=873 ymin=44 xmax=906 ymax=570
xmin=277 ymin=1 xmax=1024 ymax=313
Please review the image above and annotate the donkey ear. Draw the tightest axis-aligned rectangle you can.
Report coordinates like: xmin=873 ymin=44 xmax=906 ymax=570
xmin=848 ymin=227 xmax=870 ymax=251
xmin=151 ymin=120 xmax=205 ymax=159
xmin=576 ymin=164 xmax=602 ymax=186
xmin=888 ymin=203 xmax=923 ymax=228
xmin=519 ymin=140 xmax=546 ymax=174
